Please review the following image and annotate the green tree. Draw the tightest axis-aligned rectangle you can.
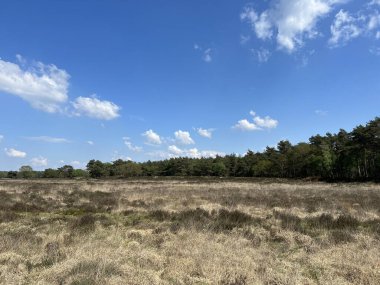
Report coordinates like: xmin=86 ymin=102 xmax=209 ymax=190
xmin=58 ymin=165 xmax=74 ymax=178
xmin=87 ymin=160 xmax=108 ymax=178
xmin=19 ymin=165 xmax=35 ymax=179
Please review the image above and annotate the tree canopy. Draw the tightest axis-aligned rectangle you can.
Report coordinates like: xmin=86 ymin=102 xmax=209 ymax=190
xmin=2 ymin=117 xmax=379 ymax=181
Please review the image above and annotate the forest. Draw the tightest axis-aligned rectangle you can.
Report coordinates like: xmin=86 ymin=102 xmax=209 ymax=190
xmin=2 ymin=117 xmax=379 ymax=181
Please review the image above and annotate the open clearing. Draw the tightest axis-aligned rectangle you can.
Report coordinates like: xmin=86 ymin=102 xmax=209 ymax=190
xmin=0 ymin=179 xmax=379 ymax=285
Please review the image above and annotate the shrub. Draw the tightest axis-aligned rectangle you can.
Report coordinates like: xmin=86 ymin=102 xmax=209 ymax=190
xmin=148 ymin=209 xmax=171 ymax=221
xmin=220 ymin=273 xmax=247 ymax=285
xmin=334 ymin=215 xmax=359 ymax=229
xmin=213 ymin=209 xmax=253 ymax=231
xmin=273 ymin=211 xmax=302 ymax=232
xmin=0 ymin=211 xmax=20 ymax=223
xmin=329 ymin=230 xmax=355 ymax=244
xmin=71 ymin=214 xmax=96 ymax=233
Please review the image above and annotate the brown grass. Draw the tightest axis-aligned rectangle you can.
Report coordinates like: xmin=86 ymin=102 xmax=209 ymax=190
xmin=0 ymin=178 xmax=379 ymax=284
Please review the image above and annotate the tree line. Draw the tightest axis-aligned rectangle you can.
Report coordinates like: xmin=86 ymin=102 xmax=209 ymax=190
xmin=1 ymin=117 xmax=379 ymax=181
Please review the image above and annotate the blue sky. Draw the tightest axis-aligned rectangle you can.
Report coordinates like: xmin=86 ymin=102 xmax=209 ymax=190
xmin=1 ymin=0 xmax=380 ymax=170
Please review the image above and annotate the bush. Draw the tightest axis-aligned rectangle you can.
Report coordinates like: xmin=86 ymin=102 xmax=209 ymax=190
xmin=71 ymin=214 xmax=96 ymax=233
xmin=220 ymin=273 xmax=247 ymax=285
xmin=148 ymin=210 xmax=171 ymax=221
xmin=150 ymin=208 xmax=254 ymax=232
xmin=330 ymin=230 xmax=355 ymax=244
xmin=213 ymin=209 xmax=253 ymax=231
xmin=334 ymin=215 xmax=359 ymax=229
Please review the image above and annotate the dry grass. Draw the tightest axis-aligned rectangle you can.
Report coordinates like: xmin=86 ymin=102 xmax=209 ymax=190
xmin=0 ymin=178 xmax=379 ymax=284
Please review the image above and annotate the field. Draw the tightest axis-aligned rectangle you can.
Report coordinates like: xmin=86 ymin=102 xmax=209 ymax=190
xmin=0 ymin=179 xmax=379 ymax=285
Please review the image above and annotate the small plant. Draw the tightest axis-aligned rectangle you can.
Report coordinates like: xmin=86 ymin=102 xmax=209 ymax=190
xmin=213 ymin=209 xmax=253 ymax=231
xmin=0 ymin=211 xmax=20 ymax=223
xmin=220 ymin=273 xmax=247 ymax=285
xmin=329 ymin=229 xmax=355 ymax=244
xmin=71 ymin=214 xmax=96 ymax=233
xmin=148 ymin=209 xmax=171 ymax=221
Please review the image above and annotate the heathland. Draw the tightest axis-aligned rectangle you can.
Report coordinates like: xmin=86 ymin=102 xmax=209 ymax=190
xmin=0 ymin=179 xmax=379 ymax=284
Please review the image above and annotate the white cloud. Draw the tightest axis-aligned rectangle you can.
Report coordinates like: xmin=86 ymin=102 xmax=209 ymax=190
xmin=370 ymin=46 xmax=380 ymax=55
xmin=329 ymin=10 xmax=363 ymax=47
xmin=315 ymin=109 xmax=328 ymax=116
xmin=150 ymin=147 xmax=224 ymax=159
xmin=0 ymin=56 xmax=122 ymax=119
xmin=123 ymin=137 xmax=143 ymax=152
xmin=168 ymin=145 xmax=183 ymax=155
xmin=234 ymin=119 xmax=260 ymax=131
xmin=72 ymin=96 xmax=120 ymax=120
xmin=31 ymin=156 xmax=48 ymax=167
xmin=87 ymin=140 xmax=94 ymax=145
xmin=327 ymin=5 xmax=380 ymax=47
xmin=5 ymin=148 xmax=27 ymax=158
xmin=194 ymin=44 xmax=213 ymax=62
xmin=370 ymin=0 xmax=380 ymax=6
xmin=26 ymin=136 xmax=70 ymax=143
xmin=0 ymin=56 xmax=69 ymax=113
xmin=197 ymin=128 xmax=213 ymax=139
xmin=241 ymin=8 xmax=273 ymax=40
xmin=252 ymin=48 xmax=271 ymax=63
xmin=0 ymin=135 xmax=3 ymax=142
xmin=203 ymin=49 xmax=212 ymax=63
xmin=253 ymin=115 xmax=279 ymax=129
xmin=142 ymin=129 xmax=162 ymax=145
xmin=112 ymin=150 xmax=132 ymax=161
xmin=175 ymin=130 xmax=195 ymax=145
xmin=185 ymin=148 xmax=225 ymax=159
xmin=234 ymin=110 xmax=278 ymax=131
xmin=241 ymin=1 xmax=344 ymax=53
xmin=71 ymin=160 xmax=81 ymax=167
xmin=240 ymin=34 xmax=251 ymax=44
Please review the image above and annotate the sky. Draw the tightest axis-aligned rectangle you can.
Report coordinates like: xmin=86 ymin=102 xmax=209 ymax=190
xmin=1 ymin=0 xmax=380 ymax=170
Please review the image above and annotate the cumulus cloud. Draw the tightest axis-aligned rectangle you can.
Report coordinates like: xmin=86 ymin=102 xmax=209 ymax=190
xmin=175 ymin=130 xmax=195 ymax=145
xmin=71 ymin=160 xmax=81 ymax=167
xmin=26 ymin=136 xmax=70 ymax=143
xmin=87 ymin=140 xmax=94 ymax=145
xmin=123 ymin=137 xmax=143 ymax=152
xmin=241 ymin=8 xmax=273 ymax=40
xmin=197 ymin=128 xmax=214 ymax=139
xmin=5 ymin=148 xmax=27 ymax=158
xmin=152 ymin=147 xmax=225 ymax=159
xmin=0 ymin=55 xmax=122 ymax=119
xmin=185 ymin=148 xmax=224 ymax=159
xmin=252 ymin=114 xmax=279 ymax=129
xmin=31 ymin=156 xmax=48 ymax=167
xmin=168 ymin=145 xmax=183 ymax=155
xmin=241 ymin=1 xmax=344 ymax=53
xmin=142 ymin=129 xmax=162 ymax=145
xmin=0 ymin=56 xmax=69 ymax=113
xmin=233 ymin=119 xmax=260 ymax=131
xmin=112 ymin=150 xmax=132 ymax=161
xmin=234 ymin=111 xmax=278 ymax=131
xmin=72 ymin=96 xmax=120 ymax=120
